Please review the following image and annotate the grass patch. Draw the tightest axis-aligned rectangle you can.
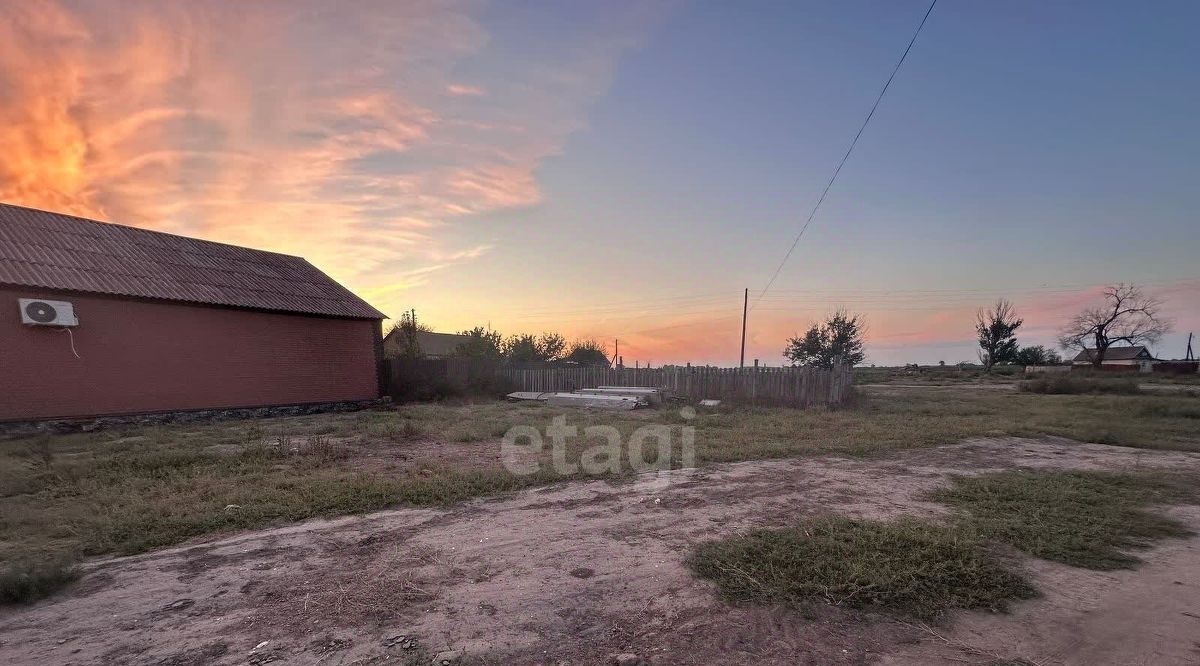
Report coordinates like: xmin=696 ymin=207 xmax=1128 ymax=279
xmin=1136 ymin=401 xmax=1200 ymax=419
xmin=0 ymin=558 xmax=78 ymax=604
xmin=688 ymin=517 xmax=1036 ymax=620
xmin=1019 ymin=375 xmax=1140 ymax=395
xmin=931 ymin=470 xmax=1197 ymax=569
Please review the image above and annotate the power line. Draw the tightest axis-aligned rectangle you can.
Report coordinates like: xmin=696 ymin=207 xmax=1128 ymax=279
xmin=753 ymin=0 xmax=938 ymax=308
xmin=493 ymin=277 xmax=1185 ymax=323
xmin=513 ymin=292 xmax=732 ymax=318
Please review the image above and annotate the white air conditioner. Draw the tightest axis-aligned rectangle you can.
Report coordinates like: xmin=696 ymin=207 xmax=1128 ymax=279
xmin=18 ymin=298 xmax=79 ymax=326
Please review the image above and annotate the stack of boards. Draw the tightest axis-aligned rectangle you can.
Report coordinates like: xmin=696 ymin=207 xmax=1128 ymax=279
xmin=506 ymin=386 xmax=665 ymax=410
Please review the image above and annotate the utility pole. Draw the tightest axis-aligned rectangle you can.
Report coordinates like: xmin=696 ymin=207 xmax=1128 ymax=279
xmin=1186 ymin=332 xmax=1195 ymax=361
xmin=739 ymin=288 xmax=748 ymax=369
xmin=613 ymin=338 xmax=619 ymax=369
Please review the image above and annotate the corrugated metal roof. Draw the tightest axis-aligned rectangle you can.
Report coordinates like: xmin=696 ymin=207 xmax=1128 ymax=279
xmin=382 ymin=329 xmax=471 ymax=358
xmin=0 ymin=203 xmax=384 ymax=319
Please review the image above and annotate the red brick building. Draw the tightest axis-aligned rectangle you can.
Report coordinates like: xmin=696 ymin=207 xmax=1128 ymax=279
xmin=0 ymin=203 xmax=385 ymax=422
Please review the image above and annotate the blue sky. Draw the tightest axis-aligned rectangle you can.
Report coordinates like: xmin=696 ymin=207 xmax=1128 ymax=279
xmin=443 ymin=0 xmax=1199 ymax=364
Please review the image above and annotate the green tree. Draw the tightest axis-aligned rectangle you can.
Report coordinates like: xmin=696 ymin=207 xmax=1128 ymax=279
xmin=783 ymin=324 xmax=827 ymax=367
xmin=1012 ymin=345 xmax=1063 ymax=366
xmin=783 ymin=310 xmax=866 ymax=368
xmin=564 ymin=338 xmax=610 ymax=366
xmin=504 ymin=332 xmax=568 ymax=363
xmin=387 ymin=311 xmax=431 ymax=359
xmin=454 ymin=326 xmax=504 ymax=360
xmin=976 ymin=299 xmax=1022 ymax=372
xmin=503 ymin=334 xmax=540 ymax=362
xmin=537 ymin=332 xmax=567 ymax=362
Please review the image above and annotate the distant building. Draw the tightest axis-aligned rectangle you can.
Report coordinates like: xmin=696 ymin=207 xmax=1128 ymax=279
xmin=1071 ymin=346 xmax=1156 ymax=371
xmin=382 ymin=329 xmax=471 ymax=359
xmin=0 ymin=203 xmax=384 ymax=421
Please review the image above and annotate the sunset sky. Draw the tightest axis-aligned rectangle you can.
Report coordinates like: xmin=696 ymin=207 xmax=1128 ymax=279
xmin=2 ymin=0 xmax=1197 ymax=365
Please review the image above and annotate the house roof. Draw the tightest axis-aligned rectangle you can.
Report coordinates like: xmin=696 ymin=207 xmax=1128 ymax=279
xmin=383 ymin=329 xmax=470 ymax=357
xmin=415 ymin=331 xmax=471 ymax=357
xmin=1071 ymin=346 xmax=1152 ymax=362
xmin=0 ymin=203 xmax=384 ymax=319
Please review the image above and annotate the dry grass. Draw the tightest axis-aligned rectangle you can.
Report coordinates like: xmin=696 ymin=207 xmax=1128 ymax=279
xmin=1018 ymin=375 xmax=1141 ymax=395
xmin=931 ymin=470 xmax=1198 ymax=569
xmin=2 ymin=387 xmax=1198 ymax=602
xmin=688 ymin=517 xmax=1037 ymax=620
xmin=854 ymin=365 xmax=1024 ymax=385
xmin=689 ymin=469 xmax=1198 ymax=624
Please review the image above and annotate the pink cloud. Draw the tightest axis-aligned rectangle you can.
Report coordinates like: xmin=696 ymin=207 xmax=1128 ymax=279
xmin=0 ymin=0 xmax=661 ymax=321
xmin=446 ymin=83 xmax=486 ymax=97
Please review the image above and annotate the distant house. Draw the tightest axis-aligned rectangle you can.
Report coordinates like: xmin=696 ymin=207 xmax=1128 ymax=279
xmin=0 ymin=203 xmax=385 ymax=422
xmin=382 ymin=329 xmax=470 ymax=359
xmin=1071 ymin=346 xmax=1156 ymax=371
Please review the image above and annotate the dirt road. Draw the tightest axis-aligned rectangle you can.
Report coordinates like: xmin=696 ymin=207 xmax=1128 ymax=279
xmin=2 ymin=437 xmax=1199 ymax=665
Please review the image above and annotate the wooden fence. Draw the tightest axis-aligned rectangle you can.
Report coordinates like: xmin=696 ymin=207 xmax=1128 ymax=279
xmin=497 ymin=364 xmax=854 ymax=408
xmin=383 ymin=357 xmax=505 ymax=401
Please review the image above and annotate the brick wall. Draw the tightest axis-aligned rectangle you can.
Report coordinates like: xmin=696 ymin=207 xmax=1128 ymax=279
xmin=1 ymin=287 xmax=381 ymax=421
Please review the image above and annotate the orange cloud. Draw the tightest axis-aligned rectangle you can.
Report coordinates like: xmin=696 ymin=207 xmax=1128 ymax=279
xmin=0 ymin=0 xmax=658 ymax=320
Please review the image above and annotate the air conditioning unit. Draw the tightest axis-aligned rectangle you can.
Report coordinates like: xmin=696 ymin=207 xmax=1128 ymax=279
xmin=18 ymin=298 xmax=79 ymax=326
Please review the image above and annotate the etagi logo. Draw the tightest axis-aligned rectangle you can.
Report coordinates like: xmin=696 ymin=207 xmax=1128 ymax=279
xmin=501 ymin=408 xmax=698 ymax=490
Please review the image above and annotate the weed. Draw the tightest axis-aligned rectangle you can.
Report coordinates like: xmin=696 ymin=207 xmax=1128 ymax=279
xmin=451 ymin=428 xmax=482 ymax=443
xmin=33 ymin=436 xmax=55 ymax=471
xmin=402 ymin=420 xmax=424 ymax=440
xmin=297 ymin=434 xmax=345 ymax=461
xmin=931 ymin=470 xmax=1197 ymax=569
xmin=370 ymin=420 xmax=425 ymax=442
xmin=688 ymin=516 xmax=1035 ymax=620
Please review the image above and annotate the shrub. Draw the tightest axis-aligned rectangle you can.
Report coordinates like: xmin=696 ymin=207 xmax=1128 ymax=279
xmin=1019 ymin=375 xmax=1140 ymax=395
xmin=0 ymin=558 xmax=79 ymax=605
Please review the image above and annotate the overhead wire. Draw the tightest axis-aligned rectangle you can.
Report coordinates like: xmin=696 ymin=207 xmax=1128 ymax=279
xmin=752 ymin=0 xmax=939 ymax=309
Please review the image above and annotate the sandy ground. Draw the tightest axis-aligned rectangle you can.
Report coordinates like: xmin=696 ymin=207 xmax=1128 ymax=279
xmin=2 ymin=437 xmax=1200 ymax=666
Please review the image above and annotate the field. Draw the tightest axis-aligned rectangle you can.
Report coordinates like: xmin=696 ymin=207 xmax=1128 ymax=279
xmin=856 ymin=363 xmax=1200 ymax=389
xmin=2 ymin=383 xmax=1200 ymax=664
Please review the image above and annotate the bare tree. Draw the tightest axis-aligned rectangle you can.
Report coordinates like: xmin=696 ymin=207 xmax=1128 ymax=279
xmin=976 ymin=299 xmax=1022 ymax=372
xmin=1057 ymin=283 xmax=1171 ymax=367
